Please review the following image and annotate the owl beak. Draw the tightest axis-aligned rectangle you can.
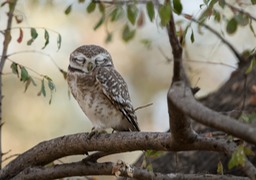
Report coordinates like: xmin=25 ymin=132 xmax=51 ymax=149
xmin=87 ymin=62 xmax=94 ymax=72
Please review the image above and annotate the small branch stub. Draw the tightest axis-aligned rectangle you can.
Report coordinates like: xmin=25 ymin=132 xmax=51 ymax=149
xmin=112 ymin=160 xmax=134 ymax=177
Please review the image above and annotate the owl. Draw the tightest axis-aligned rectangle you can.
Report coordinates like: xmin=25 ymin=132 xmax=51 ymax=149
xmin=67 ymin=45 xmax=140 ymax=133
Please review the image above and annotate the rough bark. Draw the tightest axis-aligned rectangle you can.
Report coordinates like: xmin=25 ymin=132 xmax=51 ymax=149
xmin=133 ymin=58 xmax=256 ymax=178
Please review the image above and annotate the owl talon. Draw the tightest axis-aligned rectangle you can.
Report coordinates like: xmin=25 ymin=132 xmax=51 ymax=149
xmin=88 ymin=131 xmax=96 ymax=139
xmin=88 ymin=128 xmax=107 ymax=139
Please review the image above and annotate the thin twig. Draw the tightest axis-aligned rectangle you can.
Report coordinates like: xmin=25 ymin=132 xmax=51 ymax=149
xmin=92 ymin=0 xmax=150 ymax=4
xmin=0 ymin=0 xmax=18 ymax=169
xmin=185 ymin=15 xmax=244 ymax=63
xmin=2 ymin=154 xmax=20 ymax=163
xmin=7 ymin=50 xmax=62 ymax=71
xmin=224 ymin=0 xmax=256 ymax=22
xmin=188 ymin=59 xmax=237 ymax=69
xmin=135 ymin=103 xmax=153 ymax=111
xmin=6 ymin=57 xmax=43 ymax=78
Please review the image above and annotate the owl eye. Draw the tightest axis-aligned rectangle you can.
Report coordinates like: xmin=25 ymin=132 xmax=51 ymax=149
xmin=95 ymin=58 xmax=111 ymax=66
xmin=74 ymin=57 xmax=86 ymax=64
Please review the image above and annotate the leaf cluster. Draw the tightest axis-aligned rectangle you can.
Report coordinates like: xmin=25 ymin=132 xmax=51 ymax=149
xmin=64 ymin=0 xmax=183 ymax=44
xmin=10 ymin=62 xmax=56 ymax=104
xmin=17 ymin=28 xmax=61 ymax=50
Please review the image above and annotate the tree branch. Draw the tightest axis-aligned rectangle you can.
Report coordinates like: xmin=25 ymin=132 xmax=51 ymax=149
xmin=1 ymin=131 xmax=255 ymax=179
xmin=0 ymin=132 xmax=171 ymax=179
xmin=0 ymin=0 xmax=18 ymax=169
xmin=12 ymin=160 xmax=250 ymax=180
xmin=185 ymin=15 xmax=244 ymax=63
xmin=168 ymin=81 xmax=256 ymax=145
xmin=166 ymin=7 xmax=195 ymax=143
xmin=167 ymin=10 xmax=183 ymax=83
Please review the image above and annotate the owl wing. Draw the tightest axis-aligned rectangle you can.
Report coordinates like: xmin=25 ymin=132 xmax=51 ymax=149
xmin=96 ymin=67 xmax=140 ymax=131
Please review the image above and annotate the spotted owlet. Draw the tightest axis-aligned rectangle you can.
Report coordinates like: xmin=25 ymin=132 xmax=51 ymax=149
xmin=67 ymin=45 xmax=140 ymax=132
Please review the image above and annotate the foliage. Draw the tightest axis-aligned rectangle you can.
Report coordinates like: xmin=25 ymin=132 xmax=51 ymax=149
xmin=142 ymin=150 xmax=163 ymax=171
xmin=64 ymin=0 xmax=183 ymax=44
xmin=63 ymin=0 xmax=256 ymax=49
xmin=228 ymin=145 xmax=254 ymax=169
xmin=0 ymin=0 xmax=63 ymax=104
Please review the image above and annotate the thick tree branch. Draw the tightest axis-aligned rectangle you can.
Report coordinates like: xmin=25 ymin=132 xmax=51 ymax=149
xmin=166 ymin=8 xmax=196 ymax=142
xmin=0 ymin=132 xmax=170 ymax=179
xmin=168 ymin=81 xmax=256 ymax=145
xmin=12 ymin=160 xmax=250 ymax=180
xmin=167 ymin=10 xmax=183 ymax=83
xmin=2 ymin=132 xmax=254 ymax=179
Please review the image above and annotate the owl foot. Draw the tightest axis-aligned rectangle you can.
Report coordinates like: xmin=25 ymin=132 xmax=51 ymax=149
xmin=88 ymin=127 xmax=107 ymax=139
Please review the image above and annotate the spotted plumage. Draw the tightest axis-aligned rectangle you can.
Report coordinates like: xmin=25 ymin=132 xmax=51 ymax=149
xmin=67 ymin=45 xmax=140 ymax=132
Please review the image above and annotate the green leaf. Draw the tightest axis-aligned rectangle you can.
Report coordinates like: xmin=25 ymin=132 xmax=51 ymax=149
xmin=213 ymin=10 xmax=221 ymax=22
xmin=235 ymin=13 xmax=249 ymax=26
xmin=122 ymin=24 xmax=136 ymax=42
xmin=38 ymin=79 xmax=46 ymax=97
xmin=249 ymin=19 xmax=256 ymax=36
xmin=251 ymin=0 xmax=256 ymax=4
xmin=127 ymin=5 xmax=138 ymax=25
xmin=65 ymin=4 xmax=72 ymax=15
xmin=198 ymin=7 xmax=212 ymax=22
xmin=24 ymin=77 xmax=36 ymax=92
xmin=146 ymin=2 xmax=155 ymax=22
xmin=1 ymin=1 xmax=8 ymax=7
xmin=145 ymin=150 xmax=161 ymax=158
xmin=48 ymin=79 xmax=55 ymax=91
xmin=218 ymin=0 xmax=225 ymax=8
xmin=110 ymin=8 xmax=123 ymax=22
xmin=59 ymin=69 xmax=67 ymax=79
xmin=11 ymin=62 xmax=19 ymax=77
xmin=158 ymin=3 xmax=171 ymax=27
xmin=105 ymin=32 xmax=113 ymax=43
xmin=87 ymin=2 xmax=96 ymax=13
xmin=228 ymin=145 xmax=246 ymax=169
xmin=217 ymin=161 xmax=223 ymax=175
xmin=140 ymin=39 xmax=152 ymax=49
xmin=209 ymin=0 xmax=218 ymax=7
xmin=240 ymin=112 xmax=256 ymax=123
xmin=20 ymin=66 xmax=29 ymax=82
xmin=94 ymin=16 xmax=105 ymax=30
xmin=146 ymin=163 xmax=153 ymax=172
xmin=78 ymin=0 xmax=85 ymax=3
xmin=226 ymin=17 xmax=237 ymax=34
xmin=30 ymin=28 xmax=38 ymax=40
xmin=246 ymin=59 xmax=256 ymax=74
xmin=173 ymin=0 xmax=183 ymax=15
xmin=244 ymin=146 xmax=254 ymax=156
xmin=42 ymin=30 xmax=49 ymax=49
xmin=190 ymin=30 xmax=195 ymax=43
xmin=57 ymin=34 xmax=62 ymax=50
xmin=98 ymin=3 xmax=105 ymax=14
xmin=24 ymin=77 xmax=31 ymax=92
xmin=27 ymin=39 xmax=34 ymax=46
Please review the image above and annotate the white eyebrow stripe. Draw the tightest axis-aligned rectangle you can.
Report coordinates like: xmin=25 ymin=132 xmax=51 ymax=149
xmin=93 ymin=53 xmax=110 ymax=61
xmin=72 ymin=52 xmax=87 ymax=60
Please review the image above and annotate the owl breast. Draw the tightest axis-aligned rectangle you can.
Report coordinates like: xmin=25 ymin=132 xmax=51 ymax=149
xmin=67 ymin=72 xmax=132 ymax=131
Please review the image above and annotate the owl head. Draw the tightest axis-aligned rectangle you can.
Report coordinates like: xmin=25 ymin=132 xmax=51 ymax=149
xmin=68 ymin=45 xmax=113 ymax=74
